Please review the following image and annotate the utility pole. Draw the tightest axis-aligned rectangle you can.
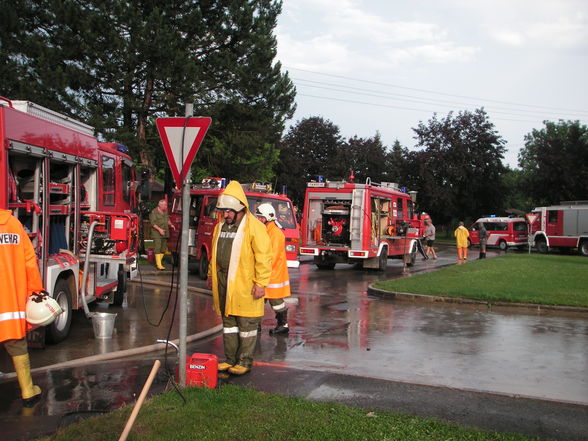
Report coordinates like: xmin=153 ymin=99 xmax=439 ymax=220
xmin=178 ymin=103 xmax=194 ymax=385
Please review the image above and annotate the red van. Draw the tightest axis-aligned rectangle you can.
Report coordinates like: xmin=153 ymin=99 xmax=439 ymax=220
xmin=469 ymin=217 xmax=528 ymax=250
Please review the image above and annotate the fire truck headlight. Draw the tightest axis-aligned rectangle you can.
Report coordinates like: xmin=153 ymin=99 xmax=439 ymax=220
xmin=285 ymin=244 xmax=296 ymax=253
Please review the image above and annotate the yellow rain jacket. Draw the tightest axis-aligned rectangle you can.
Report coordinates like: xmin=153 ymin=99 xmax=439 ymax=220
xmin=454 ymin=225 xmax=470 ymax=248
xmin=264 ymin=221 xmax=291 ymax=300
xmin=208 ymin=181 xmax=272 ymax=317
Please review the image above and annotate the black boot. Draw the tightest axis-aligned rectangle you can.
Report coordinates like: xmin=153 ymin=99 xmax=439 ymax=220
xmin=270 ymin=310 xmax=289 ymax=335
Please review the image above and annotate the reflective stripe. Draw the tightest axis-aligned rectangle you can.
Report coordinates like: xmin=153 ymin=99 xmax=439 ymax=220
xmin=239 ymin=330 xmax=258 ymax=338
xmin=267 ymin=280 xmax=290 ymax=289
xmin=223 ymin=326 xmax=239 ymax=334
xmin=0 ymin=311 xmax=26 ymax=322
xmin=272 ymin=302 xmax=287 ymax=311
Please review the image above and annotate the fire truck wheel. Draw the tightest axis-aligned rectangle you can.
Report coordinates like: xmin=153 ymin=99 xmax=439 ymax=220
xmin=113 ymin=265 xmax=127 ymax=306
xmin=46 ymin=279 xmax=72 ymax=344
xmin=579 ymin=240 xmax=588 ymax=257
xmin=198 ymin=250 xmax=209 ymax=280
xmin=498 ymin=240 xmax=508 ymax=251
xmin=316 ymin=262 xmax=335 ymax=270
xmin=535 ymin=237 xmax=548 ymax=254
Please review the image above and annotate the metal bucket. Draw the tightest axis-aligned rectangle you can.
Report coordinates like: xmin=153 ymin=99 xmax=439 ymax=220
xmin=92 ymin=312 xmax=117 ymax=339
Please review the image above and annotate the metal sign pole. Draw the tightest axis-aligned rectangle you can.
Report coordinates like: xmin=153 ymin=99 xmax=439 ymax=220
xmin=178 ymin=103 xmax=194 ymax=386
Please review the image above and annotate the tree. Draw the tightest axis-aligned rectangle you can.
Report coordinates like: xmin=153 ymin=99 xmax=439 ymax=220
xmin=276 ymin=116 xmax=343 ymax=206
xmin=0 ymin=0 xmax=296 ymax=179
xmin=411 ymin=109 xmax=507 ymax=225
xmin=339 ymin=133 xmax=390 ymax=184
xmin=519 ymin=120 xmax=588 ymax=206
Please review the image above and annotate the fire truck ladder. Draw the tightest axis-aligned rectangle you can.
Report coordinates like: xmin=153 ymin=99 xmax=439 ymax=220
xmin=349 ymin=188 xmax=365 ymax=249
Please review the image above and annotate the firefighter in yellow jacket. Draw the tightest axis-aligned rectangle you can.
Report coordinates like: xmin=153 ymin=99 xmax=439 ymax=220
xmin=255 ymin=203 xmax=291 ymax=335
xmin=0 ymin=209 xmax=44 ymax=406
xmin=207 ymin=181 xmax=272 ymax=375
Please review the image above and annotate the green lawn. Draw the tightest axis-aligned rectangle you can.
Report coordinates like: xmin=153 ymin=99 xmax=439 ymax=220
xmin=38 ymin=385 xmax=548 ymax=441
xmin=374 ymin=254 xmax=588 ymax=307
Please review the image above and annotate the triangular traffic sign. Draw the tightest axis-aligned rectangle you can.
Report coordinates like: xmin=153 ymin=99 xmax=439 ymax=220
xmin=156 ymin=117 xmax=212 ymax=187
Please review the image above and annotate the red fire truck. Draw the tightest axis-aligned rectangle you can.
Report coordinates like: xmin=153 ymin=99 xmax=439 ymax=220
xmin=1 ymin=97 xmax=139 ymax=343
xmin=299 ymin=179 xmax=424 ymax=269
xmin=529 ymin=201 xmax=588 ymax=256
xmin=167 ymin=178 xmax=300 ymax=279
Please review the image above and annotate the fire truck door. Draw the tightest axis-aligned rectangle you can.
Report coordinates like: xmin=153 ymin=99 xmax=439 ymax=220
xmin=546 ymin=210 xmax=562 ymax=236
xmin=198 ymin=197 xmax=218 ymax=248
xmin=350 ymin=189 xmax=365 ymax=249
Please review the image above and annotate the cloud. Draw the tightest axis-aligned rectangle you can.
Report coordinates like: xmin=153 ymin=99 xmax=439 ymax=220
xmin=276 ymin=0 xmax=479 ymax=73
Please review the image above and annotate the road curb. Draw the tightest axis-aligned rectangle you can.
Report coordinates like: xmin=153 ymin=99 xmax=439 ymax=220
xmin=367 ymin=285 xmax=588 ymax=314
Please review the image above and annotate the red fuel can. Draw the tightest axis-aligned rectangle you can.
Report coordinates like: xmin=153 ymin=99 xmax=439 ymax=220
xmin=179 ymin=353 xmax=218 ymax=388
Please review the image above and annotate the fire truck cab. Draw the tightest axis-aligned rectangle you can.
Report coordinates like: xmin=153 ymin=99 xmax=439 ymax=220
xmin=1 ymin=97 xmax=138 ymax=343
xmin=167 ymin=178 xmax=300 ymax=279
xmin=300 ymin=179 xmax=424 ymax=270
xmin=529 ymin=201 xmax=588 ymax=256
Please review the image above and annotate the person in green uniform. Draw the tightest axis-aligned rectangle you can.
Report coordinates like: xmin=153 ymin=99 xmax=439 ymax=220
xmin=207 ymin=181 xmax=272 ymax=375
xmin=149 ymin=199 xmax=175 ymax=270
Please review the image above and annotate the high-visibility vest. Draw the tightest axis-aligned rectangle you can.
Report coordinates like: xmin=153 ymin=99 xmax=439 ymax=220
xmin=264 ymin=221 xmax=291 ymax=300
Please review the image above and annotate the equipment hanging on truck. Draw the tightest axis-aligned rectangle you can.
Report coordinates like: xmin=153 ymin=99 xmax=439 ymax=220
xmin=300 ymin=178 xmax=426 ymax=270
xmin=0 ymin=97 xmax=139 ymax=343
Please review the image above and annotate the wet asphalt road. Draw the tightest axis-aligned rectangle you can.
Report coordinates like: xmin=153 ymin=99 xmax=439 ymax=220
xmin=1 ymin=243 xmax=587 ymax=440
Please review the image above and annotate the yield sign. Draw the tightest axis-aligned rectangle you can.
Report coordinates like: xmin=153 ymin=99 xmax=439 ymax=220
xmin=525 ymin=213 xmax=538 ymax=224
xmin=156 ymin=117 xmax=212 ymax=187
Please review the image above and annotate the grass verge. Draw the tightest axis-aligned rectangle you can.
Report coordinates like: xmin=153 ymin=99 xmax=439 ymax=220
xmin=37 ymin=385 xmax=548 ymax=441
xmin=374 ymin=254 xmax=588 ymax=307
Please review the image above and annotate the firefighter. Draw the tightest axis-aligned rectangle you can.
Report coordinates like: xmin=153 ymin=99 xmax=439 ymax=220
xmin=0 ymin=209 xmax=44 ymax=406
xmin=149 ymin=199 xmax=175 ymax=270
xmin=454 ymin=221 xmax=470 ymax=261
xmin=255 ymin=203 xmax=291 ymax=335
xmin=207 ymin=181 xmax=272 ymax=375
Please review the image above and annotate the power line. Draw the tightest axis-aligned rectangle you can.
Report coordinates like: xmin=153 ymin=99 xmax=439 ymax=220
xmin=287 ymin=66 xmax=588 ymax=115
xmin=293 ymin=77 xmax=588 ymax=119
xmin=297 ymin=93 xmax=541 ymax=124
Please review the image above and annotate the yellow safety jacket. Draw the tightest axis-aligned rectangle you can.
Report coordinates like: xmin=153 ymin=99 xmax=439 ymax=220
xmin=0 ymin=210 xmax=44 ymax=342
xmin=454 ymin=225 xmax=470 ymax=248
xmin=208 ymin=182 xmax=272 ymax=317
xmin=264 ymin=221 xmax=291 ymax=299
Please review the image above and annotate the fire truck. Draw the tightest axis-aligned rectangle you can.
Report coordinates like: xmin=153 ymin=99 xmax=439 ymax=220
xmin=528 ymin=201 xmax=588 ymax=256
xmin=1 ymin=97 xmax=139 ymax=343
xmin=299 ymin=178 xmax=424 ymax=270
xmin=167 ymin=178 xmax=300 ymax=279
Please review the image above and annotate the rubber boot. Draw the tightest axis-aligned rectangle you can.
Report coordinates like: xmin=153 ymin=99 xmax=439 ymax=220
xmin=12 ymin=354 xmax=42 ymax=406
xmin=270 ymin=311 xmax=289 ymax=335
xmin=155 ymin=253 xmax=166 ymax=270
xmin=481 ymin=252 xmax=486 ymax=259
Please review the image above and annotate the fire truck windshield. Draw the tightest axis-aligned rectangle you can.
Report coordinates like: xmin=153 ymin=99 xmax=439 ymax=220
xmin=246 ymin=196 xmax=296 ymax=229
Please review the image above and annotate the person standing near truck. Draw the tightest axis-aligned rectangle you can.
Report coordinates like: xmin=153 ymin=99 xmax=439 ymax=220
xmin=207 ymin=181 xmax=272 ymax=375
xmin=454 ymin=221 xmax=470 ymax=261
xmin=478 ymin=222 xmax=488 ymax=259
xmin=149 ymin=199 xmax=175 ymax=270
xmin=255 ymin=203 xmax=291 ymax=335
xmin=424 ymin=218 xmax=438 ymax=260
xmin=0 ymin=209 xmax=44 ymax=406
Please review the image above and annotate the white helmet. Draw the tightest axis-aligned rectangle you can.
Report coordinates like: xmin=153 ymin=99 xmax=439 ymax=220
xmin=255 ymin=203 xmax=277 ymax=222
xmin=26 ymin=291 xmax=63 ymax=326
xmin=217 ymin=194 xmax=245 ymax=212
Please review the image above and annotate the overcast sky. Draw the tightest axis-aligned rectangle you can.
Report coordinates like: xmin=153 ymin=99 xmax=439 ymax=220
xmin=275 ymin=0 xmax=588 ymax=168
